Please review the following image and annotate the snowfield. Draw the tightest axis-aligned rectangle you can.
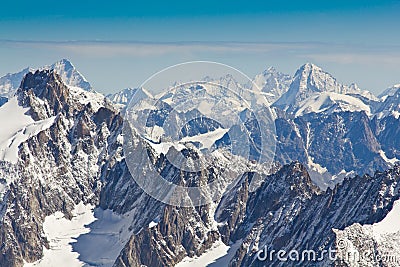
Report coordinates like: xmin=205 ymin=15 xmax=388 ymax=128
xmin=0 ymin=97 xmax=57 ymax=163
xmin=295 ymin=92 xmax=371 ymax=117
xmin=176 ymin=239 xmax=242 ymax=267
xmin=24 ymin=202 xmax=96 ymax=267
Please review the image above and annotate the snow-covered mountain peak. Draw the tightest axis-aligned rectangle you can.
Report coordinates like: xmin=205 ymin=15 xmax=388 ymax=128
xmin=376 ymin=85 xmax=400 ymax=119
xmin=0 ymin=67 xmax=33 ymax=98
xmin=47 ymin=59 xmax=93 ymax=92
xmin=273 ymin=63 xmax=346 ymax=111
xmin=294 ymin=91 xmax=371 ymax=117
xmin=295 ymin=63 xmax=340 ymax=92
xmin=273 ymin=63 xmax=379 ymax=114
xmin=349 ymin=82 xmax=360 ymax=91
xmin=255 ymin=66 xmax=290 ymax=82
xmin=250 ymin=66 xmax=293 ymax=103
xmin=0 ymin=59 xmax=93 ymax=100
xmin=107 ymin=88 xmax=137 ymax=106
xmin=298 ymin=62 xmax=321 ymax=73
xmin=347 ymin=82 xmax=379 ymax=101
xmin=53 ymin=58 xmax=74 ymax=70
xmin=264 ymin=66 xmax=277 ymax=73
xmin=17 ymin=69 xmax=109 ymax=122
xmin=379 ymin=84 xmax=400 ymax=100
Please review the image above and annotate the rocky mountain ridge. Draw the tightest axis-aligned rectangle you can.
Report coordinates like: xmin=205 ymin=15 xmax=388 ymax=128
xmin=0 ymin=61 xmax=399 ymax=267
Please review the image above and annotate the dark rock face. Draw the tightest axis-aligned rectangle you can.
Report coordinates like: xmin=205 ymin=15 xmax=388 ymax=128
xmin=214 ymin=106 xmax=393 ymax=187
xmin=372 ymin=115 xmax=400 ymax=159
xmin=1 ymin=67 xmax=400 ymax=267
xmin=221 ymin=164 xmax=400 ymax=266
xmin=114 ymin=205 xmax=219 ymax=267
xmin=102 ymin=131 xmax=249 ymax=266
xmin=273 ymin=110 xmax=389 ymax=178
xmin=107 ymin=158 xmax=400 ymax=267
xmin=179 ymin=116 xmax=223 ymax=138
xmin=302 ymin=111 xmax=383 ymax=174
xmin=51 ymin=58 xmax=93 ymax=92
xmin=274 ymin=116 xmax=308 ymax=164
xmin=0 ymin=67 xmax=31 ymax=98
xmin=18 ymin=70 xmax=71 ymax=120
xmin=0 ymin=70 xmax=119 ymax=267
xmin=0 ymin=96 xmax=7 ymax=107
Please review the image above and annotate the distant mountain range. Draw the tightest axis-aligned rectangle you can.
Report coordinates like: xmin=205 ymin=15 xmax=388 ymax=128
xmin=107 ymin=62 xmax=396 ymax=120
xmin=0 ymin=60 xmax=399 ymax=267
xmin=0 ymin=59 xmax=92 ymax=101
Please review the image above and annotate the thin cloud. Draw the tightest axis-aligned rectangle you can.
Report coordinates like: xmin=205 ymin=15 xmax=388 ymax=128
xmin=0 ymin=40 xmax=323 ymax=57
xmin=304 ymin=52 xmax=400 ymax=65
xmin=3 ymin=40 xmax=398 ymax=64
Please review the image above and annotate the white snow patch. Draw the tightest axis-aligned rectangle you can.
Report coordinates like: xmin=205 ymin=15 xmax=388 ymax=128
xmin=24 ymin=202 xmax=96 ymax=267
xmin=307 ymin=156 xmax=328 ymax=174
xmin=295 ymin=92 xmax=371 ymax=117
xmin=148 ymin=221 xmax=158 ymax=228
xmin=0 ymin=97 xmax=33 ymax=143
xmin=68 ymin=86 xmax=105 ymax=112
xmin=147 ymin=141 xmax=185 ymax=156
xmin=379 ymin=150 xmax=399 ymax=165
xmin=306 ymin=156 xmax=338 ymax=191
xmin=392 ymin=110 xmax=400 ymax=119
xmin=176 ymin=239 xmax=242 ymax=267
xmin=0 ymin=97 xmax=57 ymax=163
xmin=179 ymin=128 xmax=229 ymax=149
xmin=197 ymin=100 xmax=215 ymax=114
xmin=331 ymin=169 xmax=356 ymax=182
xmin=145 ymin=125 xmax=165 ymax=141
xmin=372 ymin=199 xmax=400 ymax=236
xmin=0 ymin=116 xmax=56 ymax=163
xmin=71 ymin=208 xmax=136 ymax=267
xmin=116 ymin=134 xmax=124 ymax=144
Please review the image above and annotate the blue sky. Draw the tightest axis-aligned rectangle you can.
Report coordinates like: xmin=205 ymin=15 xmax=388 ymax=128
xmin=0 ymin=0 xmax=399 ymax=94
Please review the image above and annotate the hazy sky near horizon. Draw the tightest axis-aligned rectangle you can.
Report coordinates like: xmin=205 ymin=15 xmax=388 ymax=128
xmin=0 ymin=0 xmax=399 ymax=94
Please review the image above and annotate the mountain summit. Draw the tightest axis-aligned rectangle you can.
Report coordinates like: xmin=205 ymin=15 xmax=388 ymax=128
xmin=49 ymin=59 xmax=93 ymax=92
xmin=274 ymin=63 xmax=348 ymax=109
xmin=0 ymin=59 xmax=93 ymax=100
xmin=0 ymin=67 xmax=33 ymax=98
xmin=273 ymin=63 xmax=377 ymax=115
xmin=0 ymin=61 xmax=399 ymax=266
xmin=250 ymin=66 xmax=293 ymax=103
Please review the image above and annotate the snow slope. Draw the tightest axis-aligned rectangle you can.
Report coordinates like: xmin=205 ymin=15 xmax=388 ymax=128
xmin=0 ymin=59 xmax=92 ymax=99
xmin=180 ymin=128 xmax=229 ymax=149
xmin=274 ymin=63 xmax=377 ymax=114
xmin=0 ymin=68 xmax=32 ymax=97
xmin=379 ymin=84 xmax=400 ymax=100
xmin=24 ymin=202 xmax=96 ymax=267
xmin=294 ymin=92 xmax=371 ymax=117
xmin=334 ymin=199 xmax=400 ymax=266
xmin=0 ymin=97 xmax=33 ymax=143
xmin=71 ymin=208 xmax=137 ymax=267
xmin=250 ymin=67 xmax=293 ymax=103
xmin=176 ymin=240 xmax=238 ymax=267
xmin=372 ymin=199 xmax=400 ymax=236
xmin=0 ymin=97 xmax=57 ymax=164
xmin=379 ymin=150 xmax=399 ymax=165
xmin=0 ymin=97 xmax=34 ymax=162
xmin=68 ymin=86 xmax=107 ymax=113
